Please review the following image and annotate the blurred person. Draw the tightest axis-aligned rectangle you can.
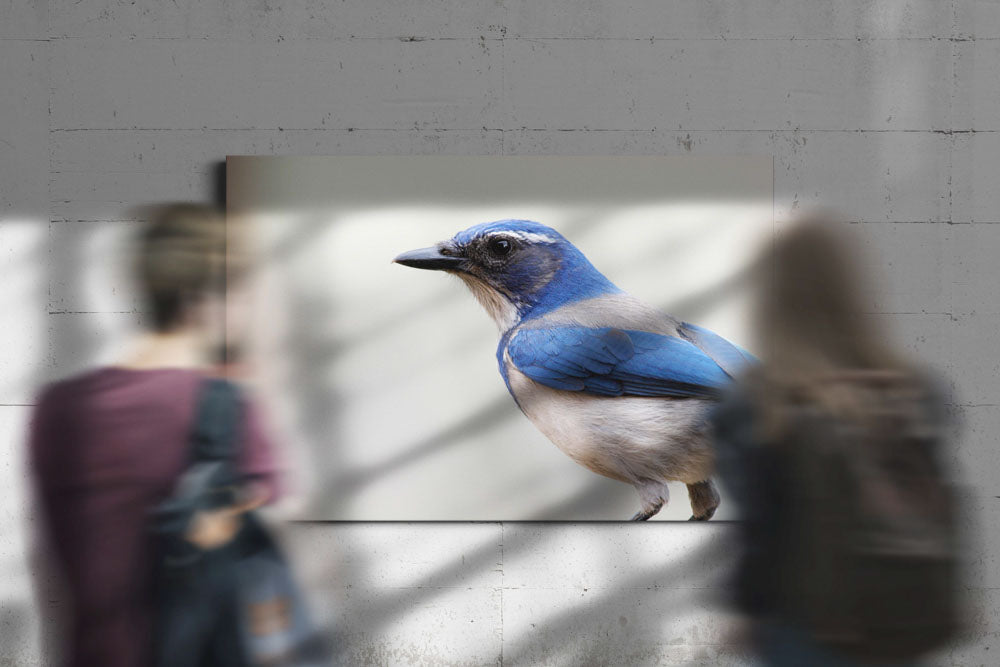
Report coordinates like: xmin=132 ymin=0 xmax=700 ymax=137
xmin=710 ymin=215 xmax=962 ymax=666
xmin=29 ymin=204 xmax=281 ymax=666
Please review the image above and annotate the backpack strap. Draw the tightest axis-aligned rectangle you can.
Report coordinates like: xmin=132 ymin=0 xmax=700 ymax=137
xmin=189 ymin=378 xmax=243 ymax=465
xmin=150 ymin=378 xmax=245 ymax=554
xmin=169 ymin=378 xmax=244 ymax=510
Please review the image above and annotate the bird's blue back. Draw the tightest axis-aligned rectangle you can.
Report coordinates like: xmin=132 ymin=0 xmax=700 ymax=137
xmin=475 ymin=220 xmax=756 ymax=401
xmin=501 ymin=307 xmax=753 ymax=402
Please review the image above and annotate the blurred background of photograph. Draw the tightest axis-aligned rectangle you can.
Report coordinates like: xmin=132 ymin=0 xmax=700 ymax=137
xmin=227 ymin=155 xmax=772 ymax=520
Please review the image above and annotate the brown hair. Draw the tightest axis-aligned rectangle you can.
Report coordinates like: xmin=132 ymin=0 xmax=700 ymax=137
xmin=747 ymin=214 xmax=917 ymax=437
xmin=135 ymin=204 xmax=227 ymax=332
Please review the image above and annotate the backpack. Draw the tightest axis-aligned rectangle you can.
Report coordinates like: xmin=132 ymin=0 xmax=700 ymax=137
xmin=150 ymin=378 xmax=329 ymax=666
xmin=777 ymin=371 xmax=960 ymax=661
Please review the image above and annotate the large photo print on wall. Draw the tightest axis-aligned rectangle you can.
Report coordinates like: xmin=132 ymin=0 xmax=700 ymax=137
xmin=227 ymin=156 xmax=772 ymax=520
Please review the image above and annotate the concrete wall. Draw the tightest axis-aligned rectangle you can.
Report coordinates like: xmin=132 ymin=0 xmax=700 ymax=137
xmin=2 ymin=1 xmax=998 ymax=664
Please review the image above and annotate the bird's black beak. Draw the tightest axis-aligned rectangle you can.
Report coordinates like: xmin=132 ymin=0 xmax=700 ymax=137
xmin=392 ymin=246 xmax=465 ymax=271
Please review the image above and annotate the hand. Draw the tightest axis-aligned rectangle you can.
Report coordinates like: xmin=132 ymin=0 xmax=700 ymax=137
xmin=183 ymin=483 xmax=268 ymax=550
xmin=185 ymin=507 xmax=242 ymax=550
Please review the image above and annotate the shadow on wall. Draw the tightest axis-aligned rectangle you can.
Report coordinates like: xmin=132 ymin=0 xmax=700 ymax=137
xmin=16 ymin=203 xmax=755 ymax=661
xmin=0 ymin=216 xmax=88 ymax=666
xmin=252 ymin=206 xmax=756 ymax=660
xmin=281 ymin=519 xmax=745 ymax=665
xmin=257 ymin=205 xmax=763 ymax=522
xmin=249 ymin=206 xmax=752 ymax=661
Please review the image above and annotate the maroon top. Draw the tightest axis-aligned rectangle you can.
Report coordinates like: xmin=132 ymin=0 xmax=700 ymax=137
xmin=29 ymin=367 xmax=281 ymax=667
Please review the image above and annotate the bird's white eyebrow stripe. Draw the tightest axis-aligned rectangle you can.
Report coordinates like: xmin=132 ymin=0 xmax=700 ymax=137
xmin=491 ymin=231 xmax=557 ymax=244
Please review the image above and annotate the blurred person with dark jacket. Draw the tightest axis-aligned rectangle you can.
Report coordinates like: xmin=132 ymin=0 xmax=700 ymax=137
xmin=29 ymin=204 xmax=280 ymax=666
xmin=711 ymin=216 xmax=962 ymax=666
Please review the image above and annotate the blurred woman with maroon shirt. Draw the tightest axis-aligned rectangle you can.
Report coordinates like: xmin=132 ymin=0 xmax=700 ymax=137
xmin=29 ymin=204 xmax=281 ymax=666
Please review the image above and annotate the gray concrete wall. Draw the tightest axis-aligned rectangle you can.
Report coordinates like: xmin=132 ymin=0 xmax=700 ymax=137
xmin=2 ymin=1 xmax=998 ymax=664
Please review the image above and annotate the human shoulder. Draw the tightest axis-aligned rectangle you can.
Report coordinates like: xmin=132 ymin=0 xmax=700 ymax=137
xmin=32 ymin=368 xmax=108 ymax=413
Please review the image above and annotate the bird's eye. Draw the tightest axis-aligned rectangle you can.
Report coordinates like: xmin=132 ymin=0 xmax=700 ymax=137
xmin=488 ymin=237 xmax=513 ymax=256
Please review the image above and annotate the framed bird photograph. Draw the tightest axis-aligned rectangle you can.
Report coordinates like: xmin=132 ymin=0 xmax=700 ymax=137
xmin=227 ymin=156 xmax=772 ymax=521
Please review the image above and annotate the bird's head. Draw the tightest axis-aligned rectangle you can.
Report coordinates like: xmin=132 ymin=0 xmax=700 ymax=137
xmin=393 ymin=219 xmax=621 ymax=331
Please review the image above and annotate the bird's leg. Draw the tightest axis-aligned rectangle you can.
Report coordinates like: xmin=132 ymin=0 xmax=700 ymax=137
xmin=630 ymin=507 xmax=659 ymax=521
xmin=686 ymin=479 xmax=721 ymax=521
xmin=630 ymin=480 xmax=669 ymax=521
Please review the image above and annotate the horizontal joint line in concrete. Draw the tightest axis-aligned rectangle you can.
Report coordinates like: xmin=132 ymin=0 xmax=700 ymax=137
xmin=50 ymin=35 xmax=497 ymax=43
xmin=47 ymin=128 xmax=996 ymax=133
xmin=45 ymin=217 xmax=970 ymax=226
xmin=513 ymin=36 xmax=991 ymax=42
xmin=49 ymin=128 xmax=505 ymax=133
xmin=874 ymin=311 xmax=953 ymax=315
xmin=48 ymin=310 xmax=142 ymax=315
xmin=510 ymin=128 xmax=989 ymax=134
xmin=39 ymin=36 xmax=1000 ymax=43
xmin=846 ymin=221 xmax=982 ymax=225
xmin=49 ymin=170 xmax=211 ymax=175
xmin=49 ymin=219 xmax=143 ymax=223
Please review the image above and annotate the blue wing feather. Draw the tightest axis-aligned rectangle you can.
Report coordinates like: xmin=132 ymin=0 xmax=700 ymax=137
xmin=508 ymin=327 xmax=733 ymax=399
xmin=677 ymin=322 xmax=757 ymax=378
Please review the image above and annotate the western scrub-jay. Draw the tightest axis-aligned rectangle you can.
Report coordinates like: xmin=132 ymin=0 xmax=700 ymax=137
xmin=394 ymin=220 xmax=753 ymax=520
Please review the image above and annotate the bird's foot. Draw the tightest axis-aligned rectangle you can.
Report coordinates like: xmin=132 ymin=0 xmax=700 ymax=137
xmin=631 ymin=480 xmax=668 ymax=521
xmin=686 ymin=479 xmax=720 ymax=522
xmin=630 ymin=500 xmax=664 ymax=521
